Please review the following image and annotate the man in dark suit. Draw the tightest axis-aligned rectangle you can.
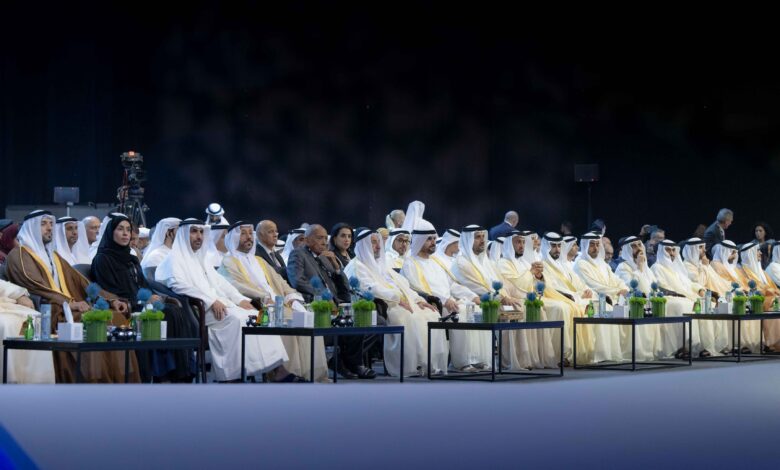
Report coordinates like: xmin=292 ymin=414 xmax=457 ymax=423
xmin=255 ymin=220 xmax=288 ymax=281
xmin=488 ymin=211 xmax=519 ymax=241
xmin=287 ymin=224 xmax=376 ymax=379
xmin=703 ymin=208 xmax=734 ymax=258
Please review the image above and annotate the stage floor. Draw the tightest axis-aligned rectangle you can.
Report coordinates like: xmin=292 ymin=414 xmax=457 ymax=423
xmin=2 ymin=360 xmax=780 ymax=469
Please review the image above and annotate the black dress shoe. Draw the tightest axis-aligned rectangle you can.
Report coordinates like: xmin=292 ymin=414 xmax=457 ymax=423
xmin=740 ymin=347 xmax=752 ymax=355
xmin=699 ymin=350 xmax=712 ymax=358
xmin=355 ymin=366 xmax=376 ymax=379
xmin=328 ymin=358 xmax=358 ymax=379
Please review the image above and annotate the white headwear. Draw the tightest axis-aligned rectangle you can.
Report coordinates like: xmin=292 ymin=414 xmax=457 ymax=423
xmin=519 ymin=231 xmax=539 ymax=265
xmin=156 ymin=219 xmax=226 ymax=303
xmin=681 ymin=238 xmax=705 ymax=268
xmin=346 ymin=229 xmax=393 ymax=283
xmin=488 ymin=238 xmax=504 ymax=263
xmin=619 ymin=235 xmax=657 ymax=290
xmin=281 ymin=228 xmax=306 ymax=264
xmin=576 ymin=233 xmax=605 ymax=264
xmin=204 ymin=203 xmax=228 ymax=226
xmin=400 ymin=200 xmax=438 ymax=258
xmin=457 ymin=225 xmax=502 ymax=285
xmin=540 ymin=232 xmax=565 ymax=271
xmin=225 ymin=222 xmax=277 ymax=297
xmin=435 ymin=229 xmax=460 ymax=260
xmin=385 ymin=229 xmax=411 ymax=262
xmin=502 ymin=230 xmax=531 ymax=272
xmin=713 ymin=240 xmax=740 ymax=280
xmin=205 ymin=223 xmax=229 ymax=268
xmin=561 ymin=236 xmax=577 ymax=268
xmin=53 ymin=217 xmax=91 ymax=265
xmin=144 ymin=218 xmax=181 ymax=257
xmin=739 ymin=241 xmax=768 ymax=284
xmin=18 ymin=210 xmax=65 ymax=290
xmin=138 ymin=227 xmax=151 ymax=239
xmin=655 ymin=240 xmax=695 ymax=291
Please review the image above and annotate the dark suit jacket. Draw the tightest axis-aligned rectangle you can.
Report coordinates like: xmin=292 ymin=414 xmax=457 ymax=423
xmin=488 ymin=222 xmax=514 ymax=241
xmin=255 ymin=244 xmax=288 ymax=281
xmin=703 ymin=222 xmax=724 ymax=258
xmin=287 ymin=246 xmax=350 ymax=303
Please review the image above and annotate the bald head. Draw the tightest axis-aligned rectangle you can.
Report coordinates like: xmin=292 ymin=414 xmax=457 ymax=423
xmin=256 ymin=219 xmax=278 ymax=249
xmin=504 ymin=211 xmax=519 ymax=227
xmin=305 ymin=224 xmax=328 ymax=255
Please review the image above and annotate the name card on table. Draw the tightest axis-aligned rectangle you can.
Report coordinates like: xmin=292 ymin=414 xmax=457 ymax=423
xmin=372 ymin=310 xmax=378 ymax=326
xmin=292 ymin=311 xmax=314 ymax=328
xmin=611 ymin=305 xmax=627 ymax=318
xmin=57 ymin=322 xmax=83 ymax=341
xmin=161 ymin=321 xmax=168 ymax=340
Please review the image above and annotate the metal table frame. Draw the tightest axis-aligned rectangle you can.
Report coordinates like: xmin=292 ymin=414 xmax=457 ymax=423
xmin=684 ymin=312 xmax=780 ymax=362
xmin=241 ymin=325 xmax=405 ymax=383
xmin=427 ymin=321 xmax=565 ymax=382
xmin=574 ymin=317 xmax=692 ymax=371
xmin=2 ymin=338 xmax=201 ymax=383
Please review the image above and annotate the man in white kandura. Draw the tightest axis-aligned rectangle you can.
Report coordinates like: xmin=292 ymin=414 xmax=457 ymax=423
xmin=156 ymin=219 xmax=297 ymax=382
xmin=345 ymin=228 xmax=448 ymax=377
xmin=141 ymin=217 xmax=181 ymax=273
xmin=219 ymin=221 xmax=328 ymax=382
xmin=573 ymin=233 xmax=626 ymax=363
xmin=400 ymin=201 xmax=491 ymax=373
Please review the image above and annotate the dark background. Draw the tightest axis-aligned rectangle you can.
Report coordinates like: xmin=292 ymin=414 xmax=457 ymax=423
xmin=2 ymin=4 xmax=778 ymax=242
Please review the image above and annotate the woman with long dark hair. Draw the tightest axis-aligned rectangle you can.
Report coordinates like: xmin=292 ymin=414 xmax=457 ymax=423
xmin=752 ymin=222 xmax=775 ymax=269
xmin=91 ymin=213 xmax=198 ymax=382
xmin=329 ymin=223 xmax=354 ymax=268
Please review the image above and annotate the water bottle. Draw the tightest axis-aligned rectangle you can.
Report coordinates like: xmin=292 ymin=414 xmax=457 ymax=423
xmin=693 ymin=298 xmax=701 ymax=314
xmin=586 ymin=301 xmax=595 ymax=318
xmin=772 ymin=297 xmax=779 ymax=312
xmin=40 ymin=301 xmax=51 ymax=340
xmin=597 ymin=293 xmax=606 ymax=317
xmin=24 ymin=315 xmax=34 ymax=340
xmin=704 ymin=290 xmax=712 ymax=314
xmin=274 ymin=296 xmax=285 ymax=327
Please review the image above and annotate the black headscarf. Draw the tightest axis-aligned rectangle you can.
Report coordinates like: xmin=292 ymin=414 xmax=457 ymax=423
xmin=91 ymin=214 xmax=148 ymax=307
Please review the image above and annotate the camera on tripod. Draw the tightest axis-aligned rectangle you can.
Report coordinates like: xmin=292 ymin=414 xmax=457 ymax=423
xmin=117 ymin=151 xmax=149 ymax=227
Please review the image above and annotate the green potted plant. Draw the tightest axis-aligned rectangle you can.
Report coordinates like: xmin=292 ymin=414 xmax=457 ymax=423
xmin=310 ymin=277 xmax=334 ymax=328
xmin=628 ymin=279 xmax=646 ymax=319
xmin=348 ymin=276 xmax=376 ymax=327
xmin=139 ymin=302 xmax=165 ymax=340
xmin=649 ymin=282 xmax=667 ymax=318
xmin=747 ymin=280 xmax=764 ymax=315
xmin=82 ymin=297 xmax=112 ymax=342
xmin=732 ymin=290 xmax=747 ymax=315
xmin=479 ymin=281 xmax=503 ymax=323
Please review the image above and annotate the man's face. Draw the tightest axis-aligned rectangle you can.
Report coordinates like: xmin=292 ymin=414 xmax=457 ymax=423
xmin=420 ymin=236 xmax=436 ymax=256
xmin=64 ymin=222 xmax=78 ymax=247
xmin=698 ymin=244 xmax=706 ymax=260
xmin=392 ymin=234 xmax=410 ymax=256
xmin=533 ymin=235 xmax=541 ymax=251
xmin=723 ymin=216 xmax=733 ymax=229
xmin=630 ymin=241 xmax=643 ymax=258
xmin=293 ymin=235 xmax=306 ymax=249
xmin=258 ymin=221 xmax=278 ymax=248
xmin=728 ymin=250 xmax=737 ymax=263
xmin=444 ymin=241 xmax=459 ymax=257
xmin=306 ymin=227 xmax=328 ymax=255
xmin=587 ymin=240 xmax=600 ymax=258
xmin=334 ymin=228 xmax=352 ymax=251
xmin=238 ymin=226 xmax=254 ymax=253
xmin=129 ymin=229 xmax=139 ymax=249
xmin=605 ymin=245 xmax=614 ymax=262
xmin=85 ymin=218 xmax=100 ymax=244
xmin=665 ymin=246 xmax=676 ymax=261
xmin=568 ymin=242 xmax=579 ymax=259
xmin=208 ymin=214 xmax=221 ymax=225
xmin=472 ymin=231 xmax=486 ymax=255
xmin=513 ymin=235 xmax=525 ymax=257
xmin=651 ymin=231 xmax=666 ymax=245
xmin=392 ymin=213 xmax=405 ymax=228
xmin=371 ymin=234 xmax=381 ymax=258
xmin=549 ymin=242 xmax=561 ymax=260
xmin=40 ymin=217 xmax=53 ymax=244
xmin=189 ymin=226 xmax=204 ymax=251
xmin=138 ymin=237 xmax=150 ymax=251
